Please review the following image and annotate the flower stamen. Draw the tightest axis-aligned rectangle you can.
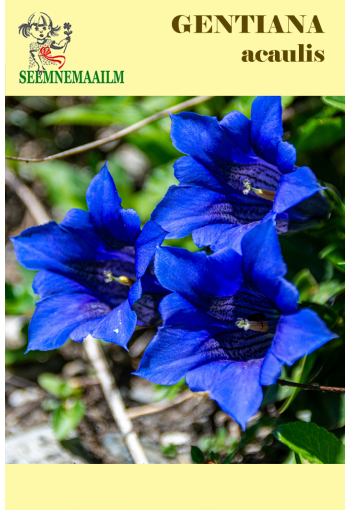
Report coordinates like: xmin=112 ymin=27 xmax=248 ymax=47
xmin=235 ymin=318 xmax=251 ymax=331
xmin=242 ymin=179 xmax=275 ymax=202
xmin=103 ymin=271 xmax=136 ymax=286
xmin=235 ymin=317 xmax=269 ymax=332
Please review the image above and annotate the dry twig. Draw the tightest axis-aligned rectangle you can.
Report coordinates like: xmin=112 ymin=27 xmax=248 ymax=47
xmin=5 ymin=167 xmax=50 ymax=224
xmin=84 ymin=335 xmax=148 ymax=464
xmin=5 ymin=96 xmax=214 ymax=163
xmin=126 ymin=390 xmax=203 ymax=420
xmin=277 ymin=379 xmax=345 ymax=393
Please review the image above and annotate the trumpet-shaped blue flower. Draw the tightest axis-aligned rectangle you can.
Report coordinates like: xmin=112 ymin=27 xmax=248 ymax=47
xmin=151 ymin=96 xmax=330 ymax=252
xmin=135 ymin=219 xmax=337 ymax=429
xmin=11 ymin=163 xmax=166 ymax=352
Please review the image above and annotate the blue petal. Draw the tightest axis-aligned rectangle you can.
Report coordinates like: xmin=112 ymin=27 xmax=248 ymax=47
xmin=151 ymin=184 xmax=272 ymax=242
xmin=250 ymin=96 xmax=283 ymax=166
xmin=155 ymin=247 xmax=227 ymax=304
xmin=269 ymin=309 xmax=338 ymax=367
xmin=220 ymin=110 xmax=252 ymax=154
xmin=27 ymin=293 xmax=110 ymax=352
xmin=91 ymin=299 xmax=137 ymax=349
xmin=135 ymin=328 xmax=213 ymax=385
xmin=259 ymin=350 xmax=282 ymax=386
xmin=135 ymin=221 xmax=167 ymax=278
xmin=70 ymin=318 xmax=106 ymax=342
xmin=33 ymin=270 xmax=91 ymax=297
xmin=86 ymin=163 xmax=141 ymax=249
xmin=192 ymin=224 xmax=240 ymax=250
xmin=174 ymin=154 xmax=279 ymax=203
xmin=60 ymin=209 xmax=102 ymax=250
xmin=195 ymin=222 xmax=259 ymax=254
xmin=11 ymin=222 xmax=97 ymax=272
xmin=151 ymin=185 xmax=234 ymax=239
xmin=134 ymin=294 xmax=219 ymax=383
xmin=291 ymin=189 xmax=331 ymax=221
xmin=241 ymin=219 xmax=299 ymax=313
xmin=170 ymin=112 xmax=253 ymax=171
xmin=174 ymin=156 xmax=232 ymax=196
xmin=273 ymin=167 xmax=326 ymax=214
xmin=277 ymin=141 xmax=297 ymax=174
xmin=120 ymin=208 xmax=142 ymax=244
xmin=156 ymin=292 xmax=224 ymax=331
xmin=186 ymin=359 xmax=264 ymax=429
xmin=128 ymin=278 xmax=143 ymax=307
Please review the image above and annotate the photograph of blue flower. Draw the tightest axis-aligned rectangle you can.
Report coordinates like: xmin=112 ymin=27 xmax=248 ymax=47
xmin=5 ymin=95 xmax=345 ymax=464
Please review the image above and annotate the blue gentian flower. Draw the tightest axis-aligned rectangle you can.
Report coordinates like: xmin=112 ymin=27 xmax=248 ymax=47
xmin=135 ymin=219 xmax=337 ymax=429
xmin=150 ymin=96 xmax=331 ymax=252
xmin=11 ymin=163 xmax=166 ymax=352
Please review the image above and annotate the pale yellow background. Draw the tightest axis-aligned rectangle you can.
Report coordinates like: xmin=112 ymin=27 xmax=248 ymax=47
xmin=5 ymin=465 xmax=346 ymax=510
xmin=5 ymin=0 xmax=345 ymax=95
xmin=4 ymin=0 xmax=346 ymax=508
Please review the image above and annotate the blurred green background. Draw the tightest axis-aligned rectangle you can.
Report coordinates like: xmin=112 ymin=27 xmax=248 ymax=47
xmin=5 ymin=96 xmax=345 ymax=464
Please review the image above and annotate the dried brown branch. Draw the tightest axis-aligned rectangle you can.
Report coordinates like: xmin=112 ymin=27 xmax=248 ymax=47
xmin=5 ymin=96 xmax=214 ymax=163
xmin=125 ymin=390 xmax=205 ymax=420
xmin=277 ymin=379 xmax=345 ymax=393
xmin=5 ymin=167 xmax=51 ymax=224
xmin=84 ymin=335 xmax=148 ymax=464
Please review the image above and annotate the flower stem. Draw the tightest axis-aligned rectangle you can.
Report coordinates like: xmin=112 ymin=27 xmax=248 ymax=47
xmin=84 ymin=335 xmax=149 ymax=464
xmin=276 ymin=379 xmax=345 ymax=393
xmin=5 ymin=96 xmax=214 ymax=163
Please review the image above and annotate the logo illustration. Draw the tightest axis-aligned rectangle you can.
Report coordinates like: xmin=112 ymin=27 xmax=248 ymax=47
xmin=18 ymin=12 xmax=72 ymax=71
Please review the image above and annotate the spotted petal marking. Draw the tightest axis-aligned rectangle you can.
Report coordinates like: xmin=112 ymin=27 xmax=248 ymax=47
xmin=210 ymin=160 xmax=281 ymax=196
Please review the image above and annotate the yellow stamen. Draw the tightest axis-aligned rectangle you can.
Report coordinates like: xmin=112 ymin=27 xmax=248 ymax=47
xmin=103 ymin=271 xmax=136 ymax=287
xmin=242 ymin=179 xmax=275 ymax=202
xmin=235 ymin=318 xmax=269 ymax=332
xmin=235 ymin=318 xmax=251 ymax=331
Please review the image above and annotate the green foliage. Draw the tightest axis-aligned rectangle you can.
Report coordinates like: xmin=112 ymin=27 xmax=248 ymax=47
xmin=131 ymin=162 xmax=178 ymax=224
xmin=38 ymin=373 xmax=82 ymax=399
xmin=295 ymin=116 xmax=345 ymax=152
xmin=161 ymin=444 xmax=178 ymax=458
xmin=275 ymin=422 xmax=345 ymax=464
xmin=5 ymin=267 xmax=35 ymax=315
xmin=38 ymin=373 xmax=85 ymax=440
xmin=191 ymin=446 xmax=206 ymax=464
xmin=52 ymin=400 xmax=86 ymax=441
xmin=322 ymin=96 xmax=345 ymax=111
xmin=278 ymin=356 xmax=314 ymax=413
xmin=199 ymin=426 xmax=238 ymax=455
xmin=154 ymin=378 xmax=186 ymax=402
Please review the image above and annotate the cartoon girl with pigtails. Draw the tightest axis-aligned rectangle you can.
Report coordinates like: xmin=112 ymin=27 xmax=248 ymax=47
xmin=18 ymin=12 xmax=72 ymax=71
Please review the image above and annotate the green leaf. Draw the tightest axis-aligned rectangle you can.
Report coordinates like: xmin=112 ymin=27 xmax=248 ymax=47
xmin=131 ymin=162 xmax=179 ymax=224
xmin=52 ymin=399 xmax=86 ymax=440
xmin=38 ymin=373 xmax=77 ymax=399
xmin=295 ymin=116 xmax=345 ymax=152
xmin=322 ymin=96 xmax=345 ymax=111
xmin=303 ymin=302 xmax=339 ymax=330
xmin=154 ymin=378 xmax=186 ymax=402
xmin=310 ymin=280 xmax=345 ymax=305
xmin=161 ymin=443 xmax=177 ymax=458
xmin=292 ymin=269 xmax=318 ymax=303
xmin=318 ymin=251 xmax=345 ymax=275
xmin=191 ymin=446 xmax=205 ymax=464
xmin=274 ymin=422 xmax=345 ymax=464
xmin=223 ymin=451 xmax=235 ymax=464
xmin=41 ymin=398 xmax=60 ymax=411
xmin=278 ymin=355 xmax=312 ymax=413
